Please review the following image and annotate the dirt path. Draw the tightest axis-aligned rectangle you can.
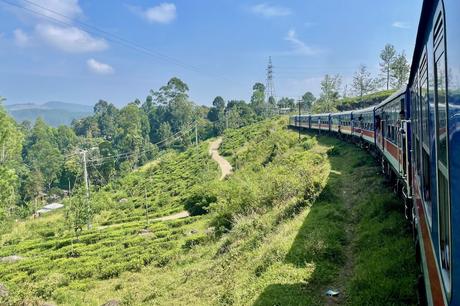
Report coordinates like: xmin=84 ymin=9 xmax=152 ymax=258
xmin=134 ymin=138 xmax=231 ymax=224
xmin=209 ymin=137 xmax=233 ymax=180
xmin=97 ymin=210 xmax=191 ymax=230
xmin=151 ymin=210 xmax=190 ymax=222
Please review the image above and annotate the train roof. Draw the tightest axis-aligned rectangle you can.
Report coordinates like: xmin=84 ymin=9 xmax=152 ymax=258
xmin=310 ymin=113 xmax=330 ymax=117
xmin=351 ymin=106 xmax=375 ymax=114
xmin=408 ymin=0 xmax=437 ymax=87
xmin=375 ymin=88 xmax=406 ymax=109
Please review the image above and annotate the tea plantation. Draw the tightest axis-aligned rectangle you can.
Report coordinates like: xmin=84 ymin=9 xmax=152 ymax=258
xmin=0 ymin=117 xmax=417 ymax=305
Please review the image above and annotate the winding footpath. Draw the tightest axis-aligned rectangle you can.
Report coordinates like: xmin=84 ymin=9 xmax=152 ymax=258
xmin=151 ymin=138 xmax=232 ymax=222
xmin=209 ymin=137 xmax=233 ymax=180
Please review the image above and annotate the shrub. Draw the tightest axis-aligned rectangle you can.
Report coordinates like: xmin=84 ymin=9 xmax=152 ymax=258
xmin=302 ymin=137 xmax=318 ymax=151
xmin=183 ymin=184 xmax=219 ymax=216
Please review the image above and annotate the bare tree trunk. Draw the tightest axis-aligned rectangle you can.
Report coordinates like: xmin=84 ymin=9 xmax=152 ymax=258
xmin=387 ymin=67 xmax=390 ymax=90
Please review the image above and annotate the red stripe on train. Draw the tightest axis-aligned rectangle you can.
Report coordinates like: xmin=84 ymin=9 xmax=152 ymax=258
xmin=362 ymin=130 xmax=374 ymax=138
xmin=413 ymin=182 xmax=445 ymax=306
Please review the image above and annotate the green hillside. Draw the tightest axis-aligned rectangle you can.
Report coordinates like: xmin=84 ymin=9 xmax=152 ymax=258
xmin=0 ymin=117 xmax=417 ymax=305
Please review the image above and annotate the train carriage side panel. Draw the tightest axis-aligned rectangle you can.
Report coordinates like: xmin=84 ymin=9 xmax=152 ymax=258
xmin=353 ymin=107 xmax=376 ymax=144
xmin=444 ymin=1 xmax=460 ymax=305
xmin=409 ymin=0 xmax=458 ymax=304
xmin=339 ymin=111 xmax=353 ymax=135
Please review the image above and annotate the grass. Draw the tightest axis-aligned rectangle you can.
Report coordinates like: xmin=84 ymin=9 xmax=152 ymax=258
xmin=0 ymin=118 xmax=418 ymax=305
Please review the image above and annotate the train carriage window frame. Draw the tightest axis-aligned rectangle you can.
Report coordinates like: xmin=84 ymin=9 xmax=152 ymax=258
xmin=420 ymin=49 xmax=433 ymax=216
xmin=433 ymin=5 xmax=452 ymax=299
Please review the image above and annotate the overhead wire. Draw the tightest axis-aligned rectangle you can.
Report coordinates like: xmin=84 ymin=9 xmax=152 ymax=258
xmin=0 ymin=0 xmax=238 ymax=84
xmin=85 ymin=121 xmax=197 ymax=164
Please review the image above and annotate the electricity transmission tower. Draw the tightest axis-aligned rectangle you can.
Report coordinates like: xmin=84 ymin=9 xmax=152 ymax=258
xmin=265 ymin=56 xmax=276 ymax=116
xmin=265 ymin=56 xmax=276 ymax=101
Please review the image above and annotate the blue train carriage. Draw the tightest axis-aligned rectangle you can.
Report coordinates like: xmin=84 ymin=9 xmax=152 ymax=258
xmin=330 ymin=112 xmax=340 ymax=133
xmin=351 ymin=107 xmax=375 ymax=144
xmin=320 ymin=113 xmax=331 ymax=132
xmin=289 ymin=115 xmax=295 ymax=127
xmin=291 ymin=115 xmax=307 ymax=129
xmin=337 ymin=111 xmax=353 ymax=136
xmin=301 ymin=115 xmax=310 ymax=129
xmin=409 ymin=0 xmax=459 ymax=305
xmin=375 ymin=89 xmax=408 ymax=178
xmin=309 ymin=114 xmax=321 ymax=130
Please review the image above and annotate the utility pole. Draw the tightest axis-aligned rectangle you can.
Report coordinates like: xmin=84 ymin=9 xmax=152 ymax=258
xmin=144 ymin=186 xmax=150 ymax=226
xmin=82 ymin=150 xmax=89 ymax=199
xmin=225 ymin=110 xmax=229 ymax=130
xmin=78 ymin=147 xmax=97 ymax=229
xmin=81 ymin=150 xmax=91 ymax=229
xmin=298 ymin=98 xmax=301 ymax=142
xmin=195 ymin=123 xmax=198 ymax=146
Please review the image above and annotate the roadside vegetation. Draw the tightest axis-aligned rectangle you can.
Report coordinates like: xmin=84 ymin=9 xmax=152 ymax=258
xmin=0 ymin=117 xmax=418 ymax=305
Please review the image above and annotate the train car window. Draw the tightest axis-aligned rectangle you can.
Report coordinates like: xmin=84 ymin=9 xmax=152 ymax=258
xmin=420 ymin=51 xmax=432 ymax=206
xmin=421 ymin=53 xmax=429 ymax=147
xmin=436 ymin=59 xmax=448 ymax=167
xmin=433 ymin=6 xmax=451 ymax=296
xmin=414 ymin=74 xmax=422 ymax=175
xmin=436 ymin=51 xmax=451 ymax=282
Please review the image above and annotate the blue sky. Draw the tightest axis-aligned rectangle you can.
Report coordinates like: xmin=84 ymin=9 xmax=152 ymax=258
xmin=0 ymin=0 xmax=422 ymax=107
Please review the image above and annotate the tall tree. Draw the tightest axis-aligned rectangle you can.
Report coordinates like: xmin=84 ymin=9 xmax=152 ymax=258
xmin=277 ymin=97 xmax=295 ymax=109
xmin=93 ymin=100 xmax=118 ymax=140
xmin=300 ymin=92 xmax=316 ymax=111
xmin=151 ymin=77 xmax=196 ymax=134
xmin=250 ymin=83 xmax=266 ymax=117
xmin=207 ymin=96 xmax=226 ymax=135
xmin=391 ymin=52 xmax=410 ymax=89
xmin=158 ymin=122 xmax=173 ymax=148
xmin=0 ymin=98 xmax=23 ymax=216
xmin=315 ymin=74 xmax=341 ymax=113
xmin=226 ymin=100 xmax=256 ymax=129
xmin=380 ymin=44 xmax=397 ymax=90
xmin=115 ymin=103 xmax=151 ymax=170
xmin=352 ymin=65 xmax=377 ymax=99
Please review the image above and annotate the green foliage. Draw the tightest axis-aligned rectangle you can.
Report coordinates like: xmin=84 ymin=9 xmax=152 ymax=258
xmin=301 ymin=136 xmax=318 ymax=150
xmin=336 ymin=89 xmax=396 ymax=111
xmin=313 ymin=74 xmax=342 ymax=113
xmin=380 ymin=43 xmax=397 ymax=90
xmin=391 ymin=51 xmax=410 ymax=89
xmin=301 ymin=92 xmax=316 ymax=112
xmin=0 ymin=118 xmax=417 ymax=305
xmin=64 ymin=190 xmax=92 ymax=238
xmin=352 ymin=64 xmax=378 ymax=99
xmin=277 ymin=97 xmax=295 ymax=109
xmin=0 ymin=101 xmax=23 ymax=218
xmin=250 ymin=82 xmax=266 ymax=117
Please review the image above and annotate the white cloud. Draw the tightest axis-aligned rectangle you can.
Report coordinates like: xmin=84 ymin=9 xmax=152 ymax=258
xmin=35 ymin=24 xmax=108 ymax=53
xmin=137 ymin=3 xmax=176 ymax=24
xmin=13 ymin=28 xmax=30 ymax=46
xmin=23 ymin=0 xmax=82 ymax=22
xmin=392 ymin=21 xmax=410 ymax=29
xmin=87 ymin=58 xmax=114 ymax=75
xmin=251 ymin=3 xmax=291 ymax=17
xmin=284 ymin=29 xmax=320 ymax=56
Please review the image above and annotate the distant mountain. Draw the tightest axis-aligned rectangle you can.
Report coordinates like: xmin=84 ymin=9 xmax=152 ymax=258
xmin=5 ymin=101 xmax=93 ymax=127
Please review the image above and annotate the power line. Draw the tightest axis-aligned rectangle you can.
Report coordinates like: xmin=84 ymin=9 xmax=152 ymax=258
xmin=86 ymin=121 xmax=197 ymax=164
xmin=1 ymin=0 xmax=237 ymax=83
